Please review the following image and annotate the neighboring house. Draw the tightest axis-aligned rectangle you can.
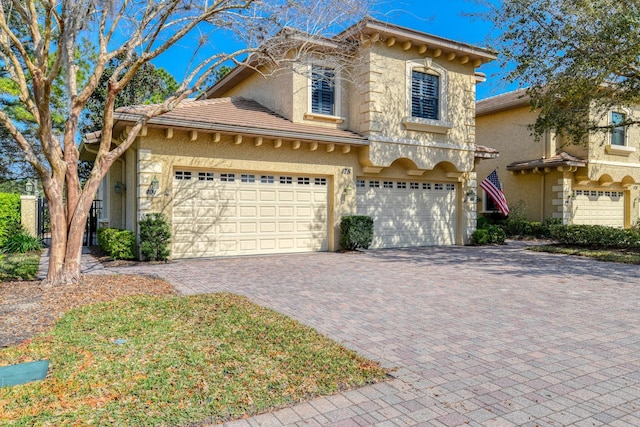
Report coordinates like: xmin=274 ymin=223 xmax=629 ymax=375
xmin=82 ymin=18 xmax=497 ymax=259
xmin=476 ymin=89 xmax=640 ymax=228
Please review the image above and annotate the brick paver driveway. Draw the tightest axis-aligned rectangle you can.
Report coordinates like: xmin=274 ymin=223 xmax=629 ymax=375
xmin=107 ymin=243 xmax=640 ymax=426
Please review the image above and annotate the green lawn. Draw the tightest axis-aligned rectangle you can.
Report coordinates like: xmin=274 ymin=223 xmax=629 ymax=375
xmin=0 ymin=252 xmax=40 ymax=281
xmin=528 ymin=245 xmax=640 ymax=264
xmin=0 ymin=293 xmax=387 ymax=426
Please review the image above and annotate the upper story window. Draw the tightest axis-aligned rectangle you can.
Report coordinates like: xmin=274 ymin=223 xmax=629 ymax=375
xmin=411 ymin=71 xmax=439 ymax=120
xmin=402 ymin=60 xmax=452 ymax=134
xmin=611 ymin=111 xmax=626 ymax=146
xmin=311 ymin=66 xmax=335 ymax=116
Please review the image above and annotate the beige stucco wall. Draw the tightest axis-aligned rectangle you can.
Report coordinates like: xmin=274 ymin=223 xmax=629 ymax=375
xmin=223 ymin=65 xmax=295 ymax=123
xmin=476 ymin=107 xmax=545 ymax=221
xmin=476 ymin=103 xmax=640 ymax=226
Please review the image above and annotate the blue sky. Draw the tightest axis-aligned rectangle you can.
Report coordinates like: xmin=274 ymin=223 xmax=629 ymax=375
xmin=153 ymin=0 xmax=517 ymax=100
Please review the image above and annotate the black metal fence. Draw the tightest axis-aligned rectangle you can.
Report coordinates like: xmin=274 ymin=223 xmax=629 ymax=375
xmin=37 ymin=198 xmax=102 ymax=247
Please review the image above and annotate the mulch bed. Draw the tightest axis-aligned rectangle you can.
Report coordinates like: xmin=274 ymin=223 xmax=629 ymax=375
xmin=0 ymin=275 xmax=177 ymax=348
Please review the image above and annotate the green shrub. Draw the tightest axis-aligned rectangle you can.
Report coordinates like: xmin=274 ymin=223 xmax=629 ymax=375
xmin=2 ymin=224 xmax=42 ymax=253
xmin=0 ymin=193 xmax=21 ymax=248
xmin=472 ymin=224 xmax=505 ymax=245
xmin=339 ymin=215 xmax=374 ymax=250
xmin=550 ymin=224 xmax=640 ymax=249
xmin=472 ymin=228 xmax=489 ymax=245
xmin=97 ymin=227 xmax=136 ymax=260
xmin=139 ymin=213 xmax=171 ymax=261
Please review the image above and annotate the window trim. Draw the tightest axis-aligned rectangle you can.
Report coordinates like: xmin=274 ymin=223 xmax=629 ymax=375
xmin=611 ymin=111 xmax=627 ymax=146
xmin=403 ymin=59 xmax=452 ymax=133
xmin=481 ymin=189 xmax=499 ymax=213
xmin=605 ymin=109 xmax=636 ymax=156
xmin=306 ymin=64 xmax=342 ymax=121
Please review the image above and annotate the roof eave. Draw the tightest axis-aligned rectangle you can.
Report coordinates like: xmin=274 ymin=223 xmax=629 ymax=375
xmin=339 ymin=17 xmax=497 ymax=63
xmin=114 ymin=112 xmax=367 ymax=146
xmin=506 ymin=160 xmax=587 ymax=171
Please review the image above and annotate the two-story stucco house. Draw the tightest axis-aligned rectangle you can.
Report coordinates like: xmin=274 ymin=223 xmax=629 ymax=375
xmin=83 ymin=18 xmax=497 ymax=258
xmin=476 ymin=89 xmax=640 ymax=228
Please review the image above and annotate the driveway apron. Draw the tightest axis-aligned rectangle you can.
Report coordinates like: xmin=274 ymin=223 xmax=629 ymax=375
xmin=104 ymin=243 xmax=640 ymax=426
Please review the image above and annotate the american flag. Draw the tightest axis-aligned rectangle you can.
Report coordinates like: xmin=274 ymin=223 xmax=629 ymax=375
xmin=480 ymin=169 xmax=509 ymax=216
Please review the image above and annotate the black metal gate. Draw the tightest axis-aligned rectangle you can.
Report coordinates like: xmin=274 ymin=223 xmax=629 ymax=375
xmin=37 ymin=198 xmax=102 ymax=247
xmin=37 ymin=197 xmax=50 ymax=247
xmin=84 ymin=199 xmax=102 ymax=246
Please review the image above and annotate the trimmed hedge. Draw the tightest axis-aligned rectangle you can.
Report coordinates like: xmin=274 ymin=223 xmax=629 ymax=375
xmin=139 ymin=213 xmax=171 ymax=261
xmin=0 ymin=193 xmax=21 ymax=248
xmin=472 ymin=224 xmax=506 ymax=245
xmin=339 ymin=215 xmax=374 ymax=250
xmin=551 ymin=225 xmax=640 ymax=249
xmin=97 ymin=228 xmax=137 ymax=260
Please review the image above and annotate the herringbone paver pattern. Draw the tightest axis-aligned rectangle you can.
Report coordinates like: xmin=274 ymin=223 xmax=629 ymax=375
xmin=99 ymin=242 xmax=640 ymax=426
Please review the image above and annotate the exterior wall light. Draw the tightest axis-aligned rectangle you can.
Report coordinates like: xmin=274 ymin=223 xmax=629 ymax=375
xmin=114 ymin=181 xmax=126 ymax=193
xmin=147 ymin=176 xmax=160 ymax=196
xmin=25 ymin=179 xmax=34 ymax=195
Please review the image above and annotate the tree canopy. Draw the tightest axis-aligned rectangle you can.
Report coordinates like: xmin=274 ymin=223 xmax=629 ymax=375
xmin=486 ymin=0 xmax=640 ymax=142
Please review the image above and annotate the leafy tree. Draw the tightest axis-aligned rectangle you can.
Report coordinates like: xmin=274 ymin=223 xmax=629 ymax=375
xmin=0 ymin=0 xmax=371 ymax=286
xmin=485 ymin=0 xmax=640 ymax=142
xmin=80 ymin=54 xmax=178 ymax=135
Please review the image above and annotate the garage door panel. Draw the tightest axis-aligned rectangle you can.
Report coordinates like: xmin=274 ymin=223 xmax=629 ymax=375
xmin=260 ymin=206 xmax=276 ymax=217
xmin=260 ymin=191 xmax=276 ymax=202
xmin=172 ymin=170 xmax=329 ymax=258
xmin=279 ymin=222 xmax=295 ymax=233
xmin=239 ymin=206 xmax=257 ymax=217
xmin=278 ymin=206 xmax=295 ymax=217
xmin=572 ymin=189 xmax=624 ymax=227
xmin=278 ymin=191 xmax=295 ymax=202
xmin=239 ymin=222 xmax=257 ymax=234
xmin=259 ymin=222 xmax=277 ymax=233
xmin=357 ymin=179 xmax=457 ymax=248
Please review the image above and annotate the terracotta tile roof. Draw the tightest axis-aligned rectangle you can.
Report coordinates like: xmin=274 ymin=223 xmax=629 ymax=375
xmin=115 ymin=97 xmax=367 ymax=145
xmin=476 ymin=89 xmax=530 ymax=116
xmin=507 ymin=151 xmax=587 ymax=171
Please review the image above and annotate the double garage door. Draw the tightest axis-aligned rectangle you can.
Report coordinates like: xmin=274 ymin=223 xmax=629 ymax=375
xmin=172 ymin=170 xmax=328 ymax=258
xmin=357 ymin=178 xmax=458 ymax=248
xmin=571 ymin=189 xmax=625 ymax=227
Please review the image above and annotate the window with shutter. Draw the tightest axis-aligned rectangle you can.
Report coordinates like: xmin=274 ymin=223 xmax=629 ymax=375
xmin=311 ymin=66 xmax=335 ymax=115
xmin=411 ymin=71 xmax=439 ymax=120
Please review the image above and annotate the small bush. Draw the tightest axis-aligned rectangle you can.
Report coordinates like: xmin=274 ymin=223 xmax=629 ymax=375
xmin=2 ymin=224 xmax=42 ymax=253
xmin=139 ymin=213 xmax=171 ymax=261
xmin=472 ymin=224 xmax=505 ymax=245
xmin=472 ymin=228 xmax=489 ymax=245
xmin=0 ymin=193 xmax=21 ymax=248
xmin=340 ymin=215 xmax=374 ymax=251
xmin=97 ymin=227 xmax=136 ymax=260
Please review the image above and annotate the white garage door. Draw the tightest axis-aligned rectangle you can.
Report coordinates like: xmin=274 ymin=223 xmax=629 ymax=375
xmin=571 ymin=189 xmax=625 ymax=227
xmin=356 ymin=178 xmax=458 ymax=248
xmin=172 ymin=170 xmax=328 ymax=258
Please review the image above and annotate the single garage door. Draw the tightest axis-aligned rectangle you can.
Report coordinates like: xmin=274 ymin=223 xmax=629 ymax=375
xmin=571 ymin=189 xmax=625 ymax=227
xmin=172 ymin=170 xmax=328 ymax=258
xmin=356 ymin=178 xmax=457 ymax=248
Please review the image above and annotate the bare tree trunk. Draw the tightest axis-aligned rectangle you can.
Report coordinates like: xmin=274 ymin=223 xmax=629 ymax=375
xmin=44 ymin=190 xmax=68 ymax=286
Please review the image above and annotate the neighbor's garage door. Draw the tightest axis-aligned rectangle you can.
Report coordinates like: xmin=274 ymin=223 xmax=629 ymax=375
xmin=571 ymin=189 xmax=625 ymax=227
xmin=356 ymin=178 xmax=457 ymax=248
xmin=172 ymin=170 xmax=328 ymax=258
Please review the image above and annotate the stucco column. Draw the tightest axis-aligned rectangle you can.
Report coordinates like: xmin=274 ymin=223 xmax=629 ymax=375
xmin=551 ymin=172 xmax=574 ymax=225
xmin=461 ymin=172 xmax=477 ymax=245
xmin=20 ymin=195 xmax=38 ymax=237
